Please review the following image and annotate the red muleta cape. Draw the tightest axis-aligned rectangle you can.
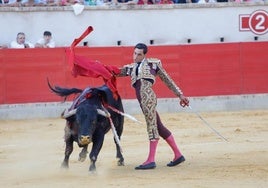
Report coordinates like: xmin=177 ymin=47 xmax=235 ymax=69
xmin=66 ymin=26 xmax=120 ymax=99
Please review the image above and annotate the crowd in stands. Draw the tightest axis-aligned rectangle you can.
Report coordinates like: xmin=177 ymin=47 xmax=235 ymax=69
xmin=0 ymin=31 xmax=55 ymax=49
xmin=0 ymin=0 xmax=265 ymax=6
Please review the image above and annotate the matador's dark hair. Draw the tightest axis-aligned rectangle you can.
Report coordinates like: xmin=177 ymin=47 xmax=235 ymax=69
xmin=135 ymin=43 xmax=148 ymax=55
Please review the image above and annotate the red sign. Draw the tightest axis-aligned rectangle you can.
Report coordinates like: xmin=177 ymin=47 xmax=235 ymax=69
xmin=239 ymin=10 xmax=268 ymax=35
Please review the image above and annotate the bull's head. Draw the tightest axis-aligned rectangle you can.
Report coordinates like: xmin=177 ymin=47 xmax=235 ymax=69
xmin=76 ymin=105 xmax=98 ymax=146
xmin=72 ymin=87 xmax=109 ymax=146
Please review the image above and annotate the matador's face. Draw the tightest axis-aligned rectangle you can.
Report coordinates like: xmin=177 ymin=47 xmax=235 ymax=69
xmin=133 ymin=48 xmax=145 ymax=63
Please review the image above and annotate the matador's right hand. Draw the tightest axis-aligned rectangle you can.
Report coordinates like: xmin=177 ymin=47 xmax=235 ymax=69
xmin=179 ymin=95 xmax=189 ymax=107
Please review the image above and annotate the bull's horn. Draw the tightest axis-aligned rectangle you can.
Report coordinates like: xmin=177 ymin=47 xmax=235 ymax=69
xmin=61 ymin=108 xmax=77 ymax=119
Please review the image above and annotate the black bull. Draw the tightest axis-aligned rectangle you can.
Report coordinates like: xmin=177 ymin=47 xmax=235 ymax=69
xmin=49 ymin=83 xmax=124 ymax=171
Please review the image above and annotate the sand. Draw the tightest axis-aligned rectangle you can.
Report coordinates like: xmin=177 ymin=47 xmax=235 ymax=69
xmin=0 ymin=110 xmax=267 ymax=188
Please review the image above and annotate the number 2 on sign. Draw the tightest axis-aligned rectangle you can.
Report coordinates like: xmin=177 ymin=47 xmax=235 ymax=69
xmin=249 ymin=10 xmax=268 ymax=35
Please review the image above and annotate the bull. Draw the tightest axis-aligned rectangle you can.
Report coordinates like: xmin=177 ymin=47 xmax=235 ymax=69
xmin=48 ymin=83 xmax=124 ymax=171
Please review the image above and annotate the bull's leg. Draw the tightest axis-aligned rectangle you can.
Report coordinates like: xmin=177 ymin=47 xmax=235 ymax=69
xmin=89 ymin=130 xmax=105 ymax=171
xmin=115 ymin=137 xmax=124 ymax=166
xmin=78 ymin=145 xmax=88 ymax=162
xmin=89 ymin=155 xmax=97 ymax=172
xmin=61 ymin=138 xmax=74 ymax=168
xmin=61 ymin=124 xmax=74 ymax=168
xmin=114 ymin=118 xmax=124 ymax=166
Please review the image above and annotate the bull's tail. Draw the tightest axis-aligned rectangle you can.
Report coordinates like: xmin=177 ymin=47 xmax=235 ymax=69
xmin=47 ymin=78 xmax=82 ymax=101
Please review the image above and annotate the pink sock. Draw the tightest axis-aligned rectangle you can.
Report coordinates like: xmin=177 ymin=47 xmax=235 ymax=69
xmin=143 ymin=140 xmax=158 ymax=165
xmin=166 ymin=134 xmax=182 ymax=161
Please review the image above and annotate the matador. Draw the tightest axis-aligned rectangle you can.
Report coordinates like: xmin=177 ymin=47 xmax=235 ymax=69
xmin=116 ymin=43 xmax=189 ymax=170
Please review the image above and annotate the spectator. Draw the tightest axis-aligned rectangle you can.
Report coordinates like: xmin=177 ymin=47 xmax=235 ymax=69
xmin=32 ymin=0 xmax=48 ymax=6
xmin=0 ymin=0 xmax=20 ymax=6
xmin=115 ymin=0 xmax=138 ymax=4
xmin=10 ymin=32 xmax=34 ymax=49
xmin=173 ymin=0 xmax=199 ymax=3
xmin=159 ymin=0 xmax=173 ymax=3
xmin=20 ymin=0 xmax=58 ymax=6
xmin=46 ymin=0 xmax=60 ymax=6
xmin=60 ymin=0 xmax=82 ymax=5
xmin=137 ymin=0 xmax=153 ymax=4
xmin=35 ymin=31 xmax=56 ymax=48
xmin=0 ymin=0 xmax=8 ymax=5
xmin=198 ymin=0 xmax=215 ymax=3
xmin=2 ymin=0 xmax=33 ymax=6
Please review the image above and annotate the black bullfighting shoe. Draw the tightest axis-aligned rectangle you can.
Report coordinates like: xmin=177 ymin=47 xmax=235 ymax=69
xmin=167 ymin=155 xmax=185 ymax=167
xmin=135 ymin=162 xmax=156 ymax=170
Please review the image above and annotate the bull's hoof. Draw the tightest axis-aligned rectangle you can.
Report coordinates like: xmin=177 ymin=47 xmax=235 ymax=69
xmin=78 ymin=147 xmax=88 ymax=162
xmin=61 ymin=162 xmax=69 ymax=169
xmin=117 ymin=159 xmax=125 ymax=166
xmin=89 ymin=164 xmax=96 ymax=171
xmin=78 ymin=156 xmax=86 ymax=162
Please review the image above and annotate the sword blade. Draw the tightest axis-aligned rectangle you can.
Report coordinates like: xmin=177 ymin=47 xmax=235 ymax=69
xmin=189 ymin=106 xmax=228 ymax=142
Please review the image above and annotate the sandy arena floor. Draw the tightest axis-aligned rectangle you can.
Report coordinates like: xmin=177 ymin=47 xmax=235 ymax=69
xmin=0 ymin=110 xmax=267 ymax=188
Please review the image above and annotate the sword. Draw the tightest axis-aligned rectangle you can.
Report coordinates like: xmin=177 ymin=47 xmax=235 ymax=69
xmin=188 ymin=105 xmax=228 ymax=142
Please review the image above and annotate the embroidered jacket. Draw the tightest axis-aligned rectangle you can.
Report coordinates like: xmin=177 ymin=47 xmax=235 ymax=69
xmin=118 ymin=58 xmax=183 ymax=97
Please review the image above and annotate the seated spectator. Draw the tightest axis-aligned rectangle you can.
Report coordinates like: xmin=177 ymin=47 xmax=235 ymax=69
xmin=10 ymin=32 xmax=34 ymax=48
xmin=173 ymin=0 xmax=198 ymax=3
xmin=20 ymin=0 xmax=59 ymax=6
xmin=35 ymin=31 xmax=56 ymax=48
xmin=0 ymin=0 xmax=58 ymax=6
xmin=60 ymin=0 xmax=82 ymax=5
xmin=95 ymin=0 xmax=106 ymax=5
xmin=0 ymin=0 xmax=8 ymax=5
xmin=46 ymin=0 xmax=60 ymax=5
xmin=32 ymin=0 xmax=47 ymax=6
xmin=137 ymin=0 xmax=153 ymax=4
xmin=0 ymin=0 xmax=21 ymax=6
xmin=235 ymin=0 xmax=263 ymax=1
xmin=159 ymin=0 xmax=173 ymax=3
xmin=115 ymin=0 xmax=138 ymax=4
xmin=0 ymin=0 xmax=33 ymax=7
xmin=198 ymin=0 xmax=215 ymax=3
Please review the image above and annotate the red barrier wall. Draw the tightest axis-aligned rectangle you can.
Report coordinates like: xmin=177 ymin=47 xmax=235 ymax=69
xmin=0 ymin=42 xmax=268 ymax=104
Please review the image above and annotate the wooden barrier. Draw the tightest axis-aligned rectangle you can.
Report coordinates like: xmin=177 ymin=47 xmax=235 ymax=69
xmin=0 ymin=42 xmax=268 ymax=104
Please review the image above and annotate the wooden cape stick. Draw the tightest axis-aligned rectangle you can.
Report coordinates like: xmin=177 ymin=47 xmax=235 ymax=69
xmin=99 ymin=108 xmax=123 ymax=153
xmin=107 ymin=105 xmax=142 ymax=125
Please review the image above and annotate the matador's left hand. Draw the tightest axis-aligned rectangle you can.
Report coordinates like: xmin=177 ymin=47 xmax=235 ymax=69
xmin=179 ymin=95 xmax=189 ymax=107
